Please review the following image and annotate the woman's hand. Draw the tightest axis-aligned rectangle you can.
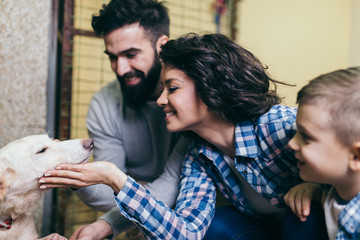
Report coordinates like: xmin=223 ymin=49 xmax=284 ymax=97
xmin=39 ymin=161 xmax=128 ymax=194
xmin=283 ymin=182 xmax=323 ymax=222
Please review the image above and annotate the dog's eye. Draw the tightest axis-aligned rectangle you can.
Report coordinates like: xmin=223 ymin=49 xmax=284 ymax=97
xmin=36 ymin=147 xmax=48 ymax=154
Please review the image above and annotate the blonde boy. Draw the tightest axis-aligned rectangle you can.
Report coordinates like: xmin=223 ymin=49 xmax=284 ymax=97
xmin=287 ymin=67 xmax=360 ymax=239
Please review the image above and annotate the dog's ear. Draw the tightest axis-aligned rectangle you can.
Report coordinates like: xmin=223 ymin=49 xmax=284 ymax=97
xmin=0 ymin=167 xmax=16 ymax=202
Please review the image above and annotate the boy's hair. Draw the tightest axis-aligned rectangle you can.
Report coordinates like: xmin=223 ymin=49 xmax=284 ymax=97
xmin=160 ymin=33 xmax=289 ymax=123
xmin=297 ymin=66 xmax=360 ymax=146
xmin=91 ymin=0 xmax=169 ymax=45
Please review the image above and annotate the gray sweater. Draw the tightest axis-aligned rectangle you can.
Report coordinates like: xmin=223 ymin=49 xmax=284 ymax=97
xmin=74 ymin=80 xmax=189 ymax=237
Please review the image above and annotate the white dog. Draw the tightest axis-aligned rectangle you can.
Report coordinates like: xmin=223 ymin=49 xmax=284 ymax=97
xmin=0 ymin=135 xmax=93 ymax=240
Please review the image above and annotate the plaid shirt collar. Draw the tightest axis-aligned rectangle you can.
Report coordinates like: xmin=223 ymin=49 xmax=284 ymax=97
xmin=197 ymin=120 xmax=260 ymax=160
xmin=338 ymin=191 xmax=360 ymax=238
xmin=234 ymin=121 xmax=259 ymax=158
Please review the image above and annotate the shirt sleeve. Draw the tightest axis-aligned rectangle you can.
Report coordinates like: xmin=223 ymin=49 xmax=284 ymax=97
xmin=114 ymin=151 xmax=216 ymax=240
xmin=100 ymin=137 xmax=190 ymax=238
xmin=144 ymin=137 xmax=190 ymax=207
xmin=75 ymin=88 xmax=126 ymax=212
xmin=284 ymin=107 xmax=297 ymax=137
xmin=99 ymin=206 xmax=135 ymax=239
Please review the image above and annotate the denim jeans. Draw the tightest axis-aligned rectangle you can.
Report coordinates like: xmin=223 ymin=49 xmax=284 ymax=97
xmin=282 ymin=200 xmax=328 ymax=240
xmin=203 ymin=201 xmax=328 ymax=240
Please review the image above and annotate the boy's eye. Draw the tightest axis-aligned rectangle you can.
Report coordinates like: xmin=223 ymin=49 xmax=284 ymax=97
xmin=300 ymin=132 xmax=311 ymax=143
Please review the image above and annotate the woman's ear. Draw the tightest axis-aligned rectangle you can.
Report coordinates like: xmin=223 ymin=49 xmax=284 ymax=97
xmin=156 ymin=35 xmax=169 ymax=53
xmin=349 ymin=142 xmax=360 ymax=171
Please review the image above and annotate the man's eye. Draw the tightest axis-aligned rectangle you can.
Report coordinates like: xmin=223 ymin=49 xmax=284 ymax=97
xmin=109 ymin=56 xmax=117 ymax=61
xmin=36 ymin=148 xmax=48 ymax=154
xmin=127 ymin=53 xmax=137 ymax=59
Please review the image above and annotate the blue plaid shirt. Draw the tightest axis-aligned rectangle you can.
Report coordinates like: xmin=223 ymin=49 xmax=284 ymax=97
xmin=336 ymin=191 xmax=360 ymax=239
xmin=115 ymin=105 xmax=300 ymax=239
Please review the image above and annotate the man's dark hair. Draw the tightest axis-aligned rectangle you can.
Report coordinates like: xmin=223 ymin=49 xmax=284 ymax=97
xmin=92 ymin=0 xmax=169 ymax=45
xmin=160 ymin=33 xmax=290 ymax=123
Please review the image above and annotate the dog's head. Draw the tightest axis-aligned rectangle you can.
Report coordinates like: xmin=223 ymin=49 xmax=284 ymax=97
xmin=0 ymin=135 xmax=93 ymax=201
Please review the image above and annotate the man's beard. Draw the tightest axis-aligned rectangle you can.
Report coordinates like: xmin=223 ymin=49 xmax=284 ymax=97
xmin=117 ymin=55 xmax=162 ymax=109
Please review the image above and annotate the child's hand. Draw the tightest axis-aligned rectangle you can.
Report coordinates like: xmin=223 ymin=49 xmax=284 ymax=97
xmin=284 ymin=182 xmax=323 ymax=222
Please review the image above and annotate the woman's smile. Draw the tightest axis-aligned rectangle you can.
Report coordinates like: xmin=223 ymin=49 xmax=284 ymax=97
xmin=157 ymin=65 xmax=209 ymax=133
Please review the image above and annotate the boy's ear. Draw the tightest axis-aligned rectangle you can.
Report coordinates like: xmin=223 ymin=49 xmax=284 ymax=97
xmin=349 ymin=142 xmax=360 ymax=171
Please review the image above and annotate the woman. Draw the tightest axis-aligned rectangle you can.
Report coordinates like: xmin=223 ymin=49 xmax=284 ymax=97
xmin=40 ymin=33 xmax=325 ymax=240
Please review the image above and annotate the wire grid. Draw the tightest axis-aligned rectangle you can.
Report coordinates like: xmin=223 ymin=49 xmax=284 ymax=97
xmin=61 ymin=0 xmax=233 ymax=237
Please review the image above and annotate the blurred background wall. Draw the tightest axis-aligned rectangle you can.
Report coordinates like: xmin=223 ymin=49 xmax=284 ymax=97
xmin=237 ymin=0 xmax=360 ymax=106
xmin=0 ymin=0 xmax=50 ymax=145
xmin=0 ymin=0 xmax=51 ymax=235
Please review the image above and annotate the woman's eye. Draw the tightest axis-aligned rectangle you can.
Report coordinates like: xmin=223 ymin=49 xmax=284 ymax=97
xmin=168 ymin=86 xmax=179 ymax=93
xmin=37 ymin=148 xmax=47 ymax=154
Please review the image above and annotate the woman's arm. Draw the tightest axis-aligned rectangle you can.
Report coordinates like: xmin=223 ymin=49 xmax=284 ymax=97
xmin=114 ymin=157 xmax=216 ymax=240
xmin=39 ymin=151 xmax=216 ymax=240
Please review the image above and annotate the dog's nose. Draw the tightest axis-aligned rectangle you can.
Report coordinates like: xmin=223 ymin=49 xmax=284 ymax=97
xmin=82 ymin=138 xmax=94 ymax=150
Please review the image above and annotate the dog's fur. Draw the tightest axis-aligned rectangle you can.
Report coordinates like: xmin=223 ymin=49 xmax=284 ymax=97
xmin=0 ymin=135 xmax=93 ymax=240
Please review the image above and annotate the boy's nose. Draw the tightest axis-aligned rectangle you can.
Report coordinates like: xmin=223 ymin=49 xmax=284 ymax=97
xmin=288 ymin=135 xmax=298 ymax=151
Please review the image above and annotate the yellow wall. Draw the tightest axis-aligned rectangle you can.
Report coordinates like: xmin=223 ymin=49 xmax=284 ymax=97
xmin=237 ymin=0 xmax=353 ymax=106
xmin=350 ymin=0 xmax=360 ymax=66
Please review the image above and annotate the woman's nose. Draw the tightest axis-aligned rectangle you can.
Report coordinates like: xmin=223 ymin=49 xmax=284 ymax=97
xmin=157 ymin=90 xmax=168 ymax=107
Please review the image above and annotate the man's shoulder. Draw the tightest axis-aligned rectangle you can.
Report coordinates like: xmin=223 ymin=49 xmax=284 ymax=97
xmin=96 ymin=79 xmax=120 ymax=95
xmin=93 ymin=79 xmax=123 ymax=103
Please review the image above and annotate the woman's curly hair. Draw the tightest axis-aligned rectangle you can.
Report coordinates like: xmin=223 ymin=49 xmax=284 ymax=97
xmin=160 ymin=33 xmax=290 ymax=123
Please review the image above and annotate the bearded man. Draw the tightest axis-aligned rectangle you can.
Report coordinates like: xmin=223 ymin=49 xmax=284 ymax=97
xmin=71 ymin=0 xmax=189 ymax=238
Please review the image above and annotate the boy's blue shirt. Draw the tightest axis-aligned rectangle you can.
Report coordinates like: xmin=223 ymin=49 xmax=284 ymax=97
xmin=336 ymin=191 xmax=360 ymax=239
xmin=114 ymin=104 xmax=301 ymax=239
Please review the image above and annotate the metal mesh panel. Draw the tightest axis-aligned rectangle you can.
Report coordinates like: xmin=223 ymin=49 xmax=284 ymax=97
xmin=70 ymin=35 xmax=114 ymax=138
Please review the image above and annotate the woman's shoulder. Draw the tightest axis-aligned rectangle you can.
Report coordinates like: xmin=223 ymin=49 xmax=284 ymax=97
xmin=258 ymin=104 xmax=297 ymax=125
xmin=255 ymin=105 xmax=297 ymax=144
